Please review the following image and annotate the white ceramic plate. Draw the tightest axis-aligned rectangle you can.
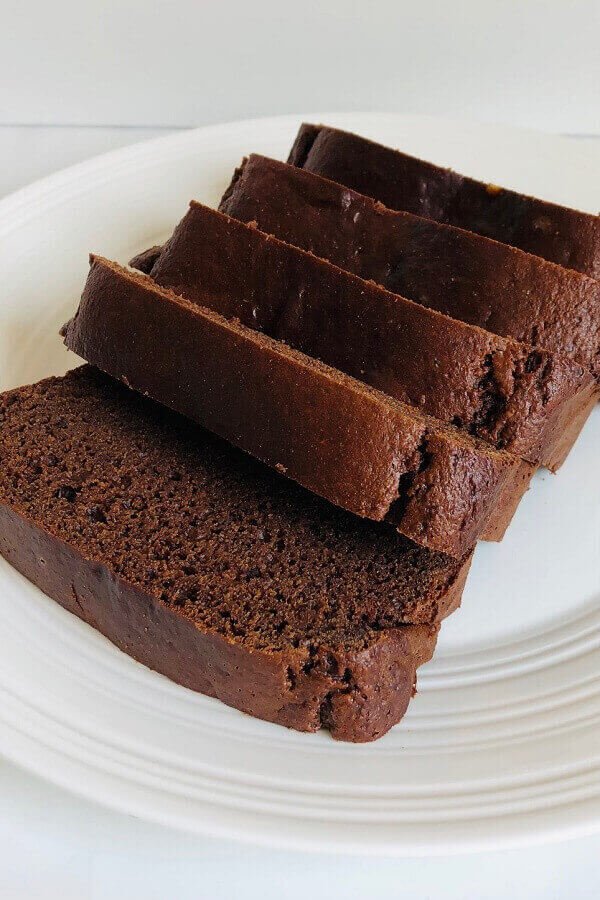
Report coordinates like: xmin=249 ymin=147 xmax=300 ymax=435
xmin=0 ymin=113 xmax=598 ymax=856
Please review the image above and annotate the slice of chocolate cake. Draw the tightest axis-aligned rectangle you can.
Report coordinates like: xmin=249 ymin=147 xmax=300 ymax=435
xmin=0 ymin=367 xmax=473 ymax=742
xmin=288 ymin=124 xmax=600 ymax=278
xmin=139 ymin=201 xmax=595 ymax=471
xmin=63 ymin=257 xmax=534 ymax=559
xmin=219 ymin=154 xmax=600 ymax=384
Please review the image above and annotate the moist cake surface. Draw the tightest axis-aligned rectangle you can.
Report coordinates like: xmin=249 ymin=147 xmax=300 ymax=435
xmin=63 ymin=258 xmax=534 ymax=558
xmin=0 ymin=367 xmax=472 ymax=741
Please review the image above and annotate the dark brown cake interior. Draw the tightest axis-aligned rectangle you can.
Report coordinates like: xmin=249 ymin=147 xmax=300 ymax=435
xmin=0 ymin=367 xmax=465 ymax=647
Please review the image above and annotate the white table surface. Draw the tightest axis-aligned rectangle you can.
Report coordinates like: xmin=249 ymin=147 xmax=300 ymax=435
xmin=0 ymin=123 xmax=599 ymax=900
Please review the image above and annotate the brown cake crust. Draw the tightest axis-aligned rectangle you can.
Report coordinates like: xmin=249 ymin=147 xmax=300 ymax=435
xmin=63 ymin=259 xmax=532 ymax=558
xmin=288 ymin=124 xmax=600 ymax=279
xmin=220 ymin=154 xmax=600 ymax=385
xmin=145 ymin=201 xmax=595 ymax=470
xmin=129 ymin=245 xmax=162 ymax=274
xmin=0 ymin=368 xmax=472 ymax=742
xmin=0 ymin=504 xmax=442 ymax=742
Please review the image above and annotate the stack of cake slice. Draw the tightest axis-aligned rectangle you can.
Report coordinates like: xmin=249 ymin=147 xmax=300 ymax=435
xmin=287 ymin=123 xmax=600 ymax=277
xmin=1 ymin=124 xmax=598 ymax=741
xmin=220 ymin=153 xmax=600 ymax=380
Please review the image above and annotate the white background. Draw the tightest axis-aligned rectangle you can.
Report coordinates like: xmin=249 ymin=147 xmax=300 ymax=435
xmin=1 ymin=0 xmax=599 ymax=135
xmin=0 ymin=1 xmax=599 ymax=896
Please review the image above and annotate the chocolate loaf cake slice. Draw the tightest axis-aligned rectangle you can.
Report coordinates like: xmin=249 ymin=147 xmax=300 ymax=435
xmin=141 ymin=201 xmax=595 ymax=470
xmin=220 ymin=154 xmax=600 ymax=383
xmin=129 ymin=244 xmax=162 ymax=274
xmin=63 ymin=258 xmax=532 ymax=559
xmin=0 ymin=367 xmax=473 ymax=742
xmin=288 ymin=124 xmax=600 ymax=278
